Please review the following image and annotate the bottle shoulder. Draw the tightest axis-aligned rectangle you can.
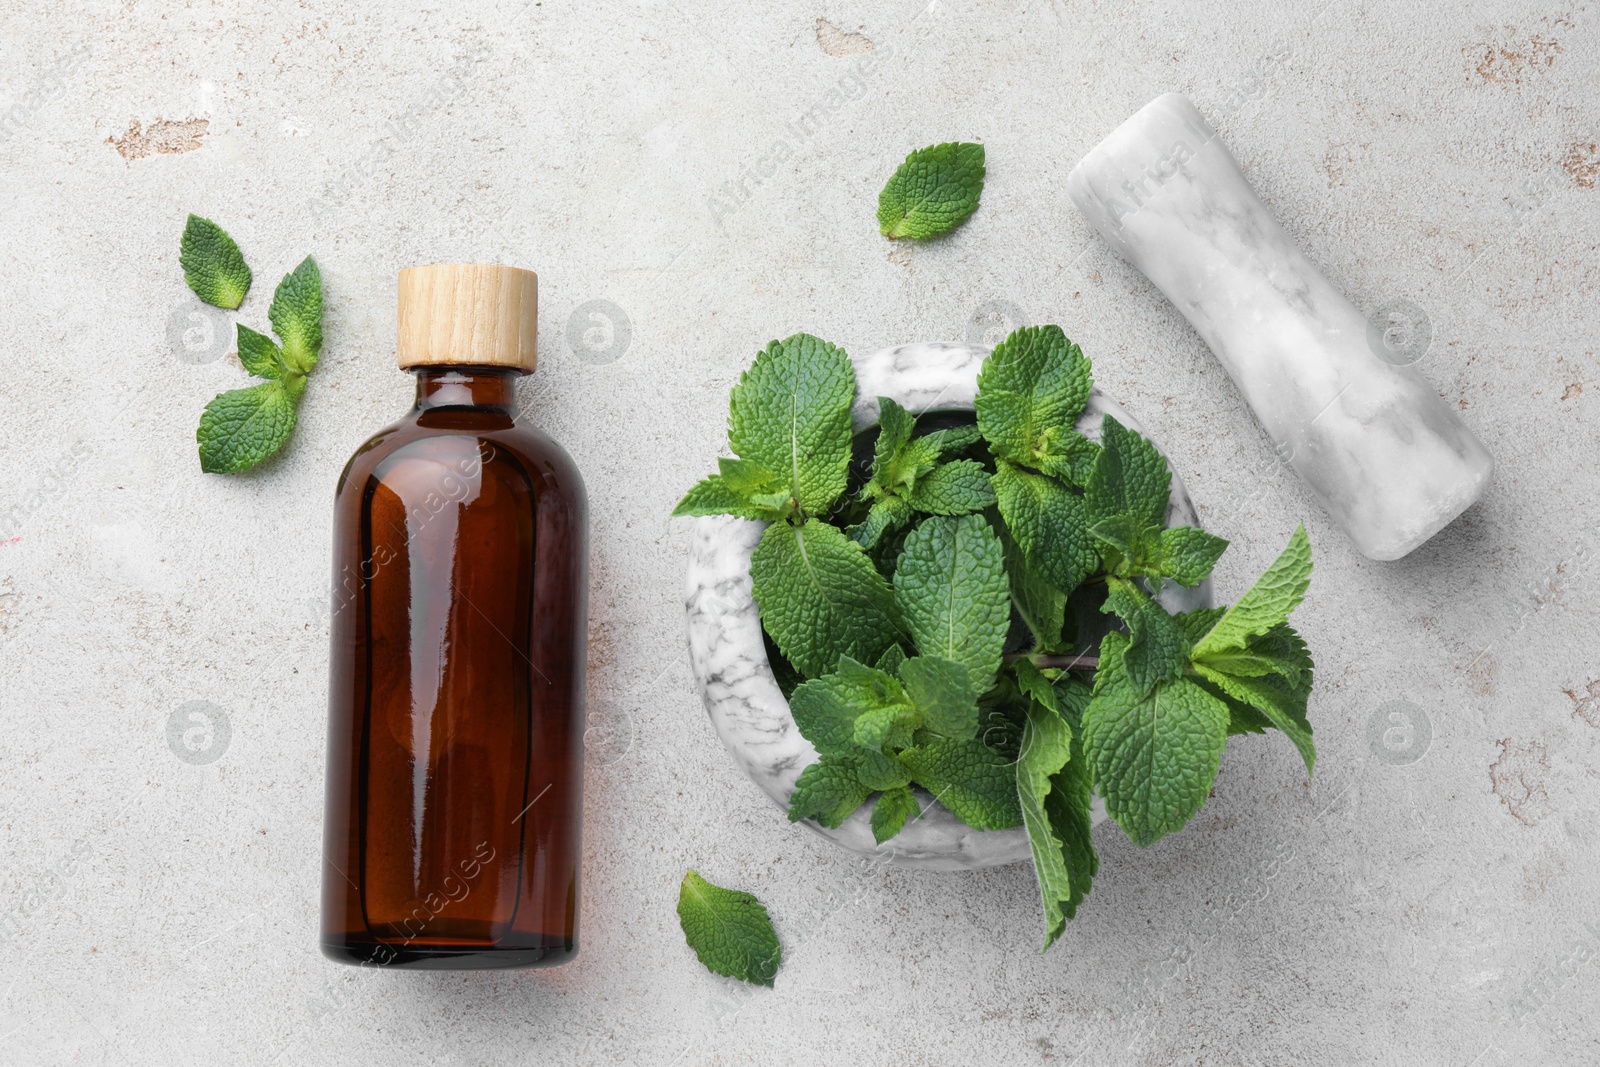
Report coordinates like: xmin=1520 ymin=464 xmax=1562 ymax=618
xmin=335 ymin=413 xmax=585 ymax=508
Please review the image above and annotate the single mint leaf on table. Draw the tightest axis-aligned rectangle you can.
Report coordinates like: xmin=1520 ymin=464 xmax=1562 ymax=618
xmin=898 ymin=738 xmax=1023 ymax=830
xmin=750 ymin=520 xmax=899 ymax=678
xmin=892 ymin=514 xmax=1010 ymax=692
xmin=975 ymin=325 xmax=1097 ymax=484
xmin=898 ymin=655 xmax=979 ymax=740
xmin=877 ymin=141 xmax=986 ymax=240
xmin=904 ymin=459 xmax=994 ymax=516
xmin=870 ymin=785 xmax=921 ymax=844
xmin=992 ymin=460 xmax=1099 ymax=596
xmin=196 ymin=382 xmax=298 ymax=474
xmin=677 ymin=870 xmax=782 ymax=987
xmin=788 ymin=756 xmax=874 ymax=827
xmin=268 ymin=256 xmax=323 ymax=375
xmin=1082 ymin=630 xmax=1230 ymax=847
xmin=179 ymin=214 xmax=251 ymax=310
xmin=729 ymin=333 xmax=855 ymax=517
xmin=1189 ymin=525 xmax=1312 ymax=660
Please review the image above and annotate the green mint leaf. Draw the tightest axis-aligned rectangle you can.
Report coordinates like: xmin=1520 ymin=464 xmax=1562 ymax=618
xmin=1082 ymin=631 xmax=1230 ymax=847
xmin=673 ymin=477 xmax=769 ymax=520
xmin=1175 ymin=606 xmax=1226 ymax=645
xmin=236 ymin=323 xmax=283 ymax=380
xmin=179 ymin=214 xmax=251 ymax=310
xmin=848 ymin=498 xmax=913 ymax=549
xmin=1193 ymin=663 xmax=1316 ymax=773
xmin=1155 ymin=526 xmax=1229 ymax=586
xmin=869 ymin=397 xmax=917 ymax=481
xmin=1189 ymin=621 xmax=1316 ymax=770
xmin=877 ymin=141 xmax=985 ymax=240
xmin=992 ymin=460 xmax=1099 ymax=596
xmin=1011 ymin=659 xmax=1061 ymax=716
xmin=1017 ymin=695 xmax=1077 ymax=950
xmin=1000 ymin=523 xmax=1067 ymax=653
xmin=1102 ymin=576 xmax=1187 ymax=693
xmin=905 ymin=459 xmax=995 ymax=516
xmin=268 ymin=256 xmax=323 ymax=374
xmin=717 ymin=456 xmax=784 ymax=494
xmin=729 ymin=334 xmax=855 ymax=517
xmin=1044 ymin=715 xmax=1099 ymax=938
xmin=899 ymin=738 xmax=1023 ymax=829
xmin=1189 ymin=526 xmax=1313 ymax=660
xmin=196 ymin=381 xmax=298 ymax=474
xmin=919 ymin=424 xmax=982 ymax=456
xmin=676 ymin=870 xmax=782 ymax=987
xmin=751 ymin=520 xmax=900 ymax=678
xmin=673 ymin=459 xmax=794 ymax=521
xmin=788 ymin=656 xmax=905 ymax=755
xmin=975 ymin=326 xmax=1096 ymax=481
xmin=892 ymin=514 xmax=1010 ymax=692
xmin=855 ymin=750 xmax=913 ymax=791
xmin=898 ymin=655 xmax=979 ymax=740
xmin=854 ymin=703 xmax=920 ymax=751
xmin=870 ymin=785 xmax=921 ymax=844
xmin=1084 ymin=415 xmax=1171 ymax=531
xmin=1087 ymin=513 xmax=1147 ymax=575
xmin=874 ymin=643 xmax=908 ymax=676
xmin=788 ymin=756 xmax=874 ymax=827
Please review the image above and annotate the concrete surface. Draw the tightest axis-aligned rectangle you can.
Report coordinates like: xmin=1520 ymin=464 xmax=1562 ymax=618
xmin=1 ymin=1 xmax=1597 ymax=1064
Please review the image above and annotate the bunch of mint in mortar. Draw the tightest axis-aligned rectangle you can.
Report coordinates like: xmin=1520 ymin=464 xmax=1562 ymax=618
xmin=674 ymin=326 xmax=1316 ymax=950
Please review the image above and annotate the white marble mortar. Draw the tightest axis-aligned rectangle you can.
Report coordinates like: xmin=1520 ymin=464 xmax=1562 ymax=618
xmin=683 ymin=340 xmax=1212 ymax=870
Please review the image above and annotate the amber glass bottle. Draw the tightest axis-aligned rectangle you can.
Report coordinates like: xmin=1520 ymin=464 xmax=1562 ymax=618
xmin=322 ymin=264 xmax=587 ymax=970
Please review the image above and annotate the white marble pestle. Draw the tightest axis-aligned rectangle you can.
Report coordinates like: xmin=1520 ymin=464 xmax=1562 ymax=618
xmin=1067 ymin=94 xmax=1492 ymax=560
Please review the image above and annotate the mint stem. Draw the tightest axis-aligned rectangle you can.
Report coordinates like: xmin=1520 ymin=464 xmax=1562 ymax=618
xmin=1008 ymin=652 xmax=1100 ymax=671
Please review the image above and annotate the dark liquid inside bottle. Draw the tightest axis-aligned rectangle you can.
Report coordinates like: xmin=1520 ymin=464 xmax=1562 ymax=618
xmin=322 ymin=367 xmax=587 ymax=969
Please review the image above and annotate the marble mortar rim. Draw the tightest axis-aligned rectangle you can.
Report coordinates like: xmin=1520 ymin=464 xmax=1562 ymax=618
xmin=683 ymin=340 xmax=1213 ymax=871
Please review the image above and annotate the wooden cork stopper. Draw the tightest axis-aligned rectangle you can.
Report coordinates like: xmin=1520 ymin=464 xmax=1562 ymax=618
xmin=397 ymin=264 xmax=539 ymax=371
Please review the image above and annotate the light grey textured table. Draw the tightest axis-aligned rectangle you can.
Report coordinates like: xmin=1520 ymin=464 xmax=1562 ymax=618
xmin=1 ymin=2 xmax=1596 ymax=1064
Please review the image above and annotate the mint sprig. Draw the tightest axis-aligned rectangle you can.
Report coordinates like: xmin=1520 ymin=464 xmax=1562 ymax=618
xmin=1084 ymin=414 xmax=1229 ymax=587
xmin=180 ymin=217 xmax=323 ymax=475
xmin=180 ymin=214 xmax=251 ymax=309
xmin=848 ymin=398 xmax=992 ymax=548
xmin=676 ymin=870 xmax=782 ymax=987
xmin=674 ymin=326 xmax=1319 ymax=948
xmin=877 ymin=141 xmax=986 ymax=240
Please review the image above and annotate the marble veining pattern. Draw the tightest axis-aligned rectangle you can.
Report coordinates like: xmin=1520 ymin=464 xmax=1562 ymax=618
xmin=1067 ymin=93 xmax=1494 ymax=561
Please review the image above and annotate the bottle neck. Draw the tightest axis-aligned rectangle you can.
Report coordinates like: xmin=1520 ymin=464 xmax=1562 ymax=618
xmin=411 ymin=367 xmax=522 ymax=413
